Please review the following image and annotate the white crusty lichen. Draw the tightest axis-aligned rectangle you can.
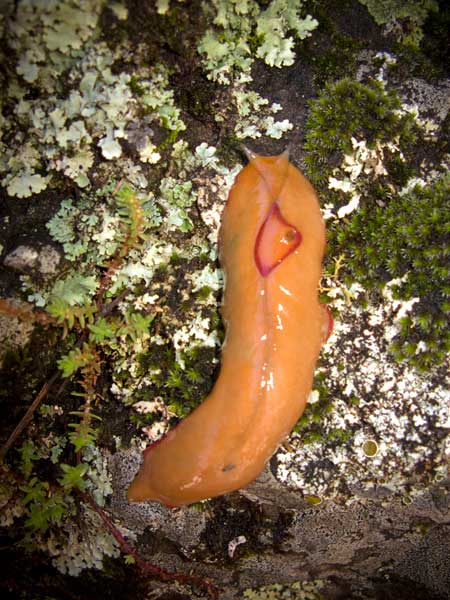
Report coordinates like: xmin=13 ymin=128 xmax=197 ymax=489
xmin=325 ymin=135 xmax=403 ymax=220
xmin=189 ymin=265 xmax=223 ymax=297
xmin=173 ymin=314 xmax=221 ymax=367
xmin=277 ymin=297 xmax=450 ymax=501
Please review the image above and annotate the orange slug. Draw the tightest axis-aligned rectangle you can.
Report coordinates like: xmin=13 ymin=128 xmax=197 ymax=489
xmin=128 ymin=149 xmax=332 ymax=507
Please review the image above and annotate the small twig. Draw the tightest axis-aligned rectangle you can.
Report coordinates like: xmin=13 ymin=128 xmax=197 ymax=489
xmin=99 ymin=287 xmax=132 ymax=318
xmin=80 ymin=491 xmax=219 ymax=599
xmin=0 ymin=371 xmax=60 ymax=461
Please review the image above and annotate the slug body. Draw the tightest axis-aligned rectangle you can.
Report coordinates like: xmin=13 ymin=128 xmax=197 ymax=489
xmin=128 ymin=151 xmax=330 ymax=507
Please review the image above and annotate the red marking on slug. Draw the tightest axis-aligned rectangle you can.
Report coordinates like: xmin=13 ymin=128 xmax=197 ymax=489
xmin=255 ymin=202 xmax=301 ymax=277
xmin=321 ymin=304 xmax=334 ymax=342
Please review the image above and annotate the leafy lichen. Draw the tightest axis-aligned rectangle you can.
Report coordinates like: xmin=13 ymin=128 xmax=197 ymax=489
xmin=358 ymin=0 xmax=439 ymax=44
xmin=1 ymin=5 xmax=185 ymax=196
xmin=197 ymin=0 xmax=317 ymax=140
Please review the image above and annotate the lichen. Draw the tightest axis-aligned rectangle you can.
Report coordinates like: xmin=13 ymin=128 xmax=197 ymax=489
xmin=279 ymin=282 xmax=449 ymax=500
xmin=1 ymin=5 xmax=185 ymax=196
xmin=358 ymin=0 xmax=438 ymax=44
xmin=197 ymin=0 xmax=317 ymax=139
xmin=198 ymin=0 xmax=317 ymax=79
xmin=243 ymin=580 xmax=325 ymax=600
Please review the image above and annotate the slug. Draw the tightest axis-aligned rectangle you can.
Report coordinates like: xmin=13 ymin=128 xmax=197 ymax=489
xmin=128 ymin=149 xmax=331 ymax=507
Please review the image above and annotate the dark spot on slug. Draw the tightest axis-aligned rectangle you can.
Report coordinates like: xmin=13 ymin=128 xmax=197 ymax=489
xmin=222 ymin=463 xmax=236 ymax=472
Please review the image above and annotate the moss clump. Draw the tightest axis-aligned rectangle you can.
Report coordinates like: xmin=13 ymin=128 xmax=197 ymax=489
xmin=337 ymin=173 xmax=450 ymax=370
xmin=293 ymin=369 xmax=333 ymax=434
xmin=138 ymin=345 xmax=217 ymax=419
xmin=304 ymin=78 xmax=416 ymax=189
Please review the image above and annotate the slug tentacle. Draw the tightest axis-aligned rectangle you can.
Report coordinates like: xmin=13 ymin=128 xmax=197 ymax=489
xmin=128 ymin=150 xmax=329 ymax=507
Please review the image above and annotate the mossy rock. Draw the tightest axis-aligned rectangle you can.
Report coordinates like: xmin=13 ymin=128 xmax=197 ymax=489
xmin=336 ymin=172 xmax=450 ymax=370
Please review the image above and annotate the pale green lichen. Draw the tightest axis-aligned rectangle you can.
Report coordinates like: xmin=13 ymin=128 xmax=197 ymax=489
xmin=198 ymin=0 xmax=317 ymax=79
xmin=154 ymin=0 xmax=185 ymax=15
xmin=198 ymin=0 xmax=317 ymax=139
xmin=0 ymin=0 xmax=309 ymax=198
xmin=232 ymin=91 xmax=294 ymax=139
xmin=158 ymin=177 xmax=197 ymax=232
xmin=6 ymin=171 xmax=49 ymax=198
xmin=255 ymin=0 xmax=318 ymax=68
xmin=45 ymin=507 xmax=121 ymax=576
xmin=46 ymin=183 xmax=160 ymax=262
xmin=8 ymin=0 xmax=105 ymax=86
xmin=358 ymin=0 xmax=438 ymax=43
xmin=1 ymin=5 xmax=185 ymax=196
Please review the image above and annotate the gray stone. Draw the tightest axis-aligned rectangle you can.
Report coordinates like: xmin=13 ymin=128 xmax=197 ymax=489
xmin=3 ymin=244 xmax=60 ymax=275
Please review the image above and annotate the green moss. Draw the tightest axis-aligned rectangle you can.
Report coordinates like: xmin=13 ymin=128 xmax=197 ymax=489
xmin=329 ymin=428 xmax=351 ymax=443
xmin=304 ymin=78 xmax=416 ymax=190
xmin=337 ymin=172 xmax=450 ymax=370
xmin=293 ymin=369 xmax=334 ymax=434
xmin=302 ymin=431 xmax=324 ymax=445
xmin=136 ymin=344 xmax=217 ymax=420
xmin=197 ymin=285 xmax=213 ymax=301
